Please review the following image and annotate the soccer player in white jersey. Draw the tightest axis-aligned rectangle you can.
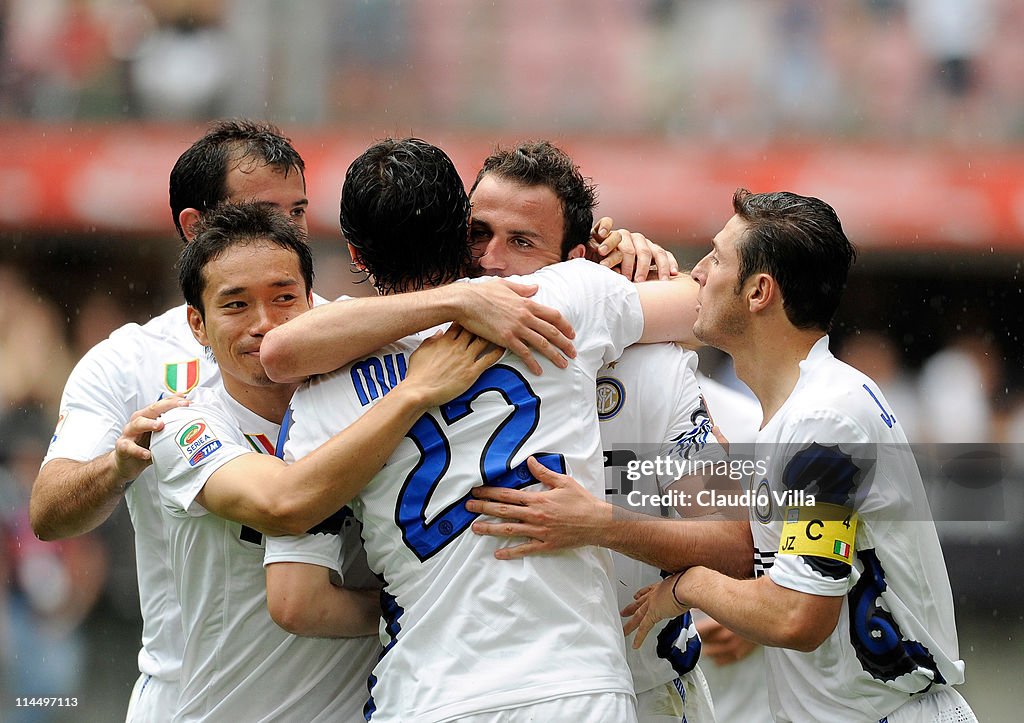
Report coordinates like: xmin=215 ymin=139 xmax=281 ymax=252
xmin=30 ymin=120 xmax=582 ymax=720
xmin=147 ymin=201 xmax=503 ymax=720
xmin=462 ymin=141 xmax=756 ymax=723
xmin=31 ymin=119 xmax=311 ymax=721
xmin=623 ymin=189 xmax=977 ymax=722
xmin=271 ymin=138 xmax=705 ymax=722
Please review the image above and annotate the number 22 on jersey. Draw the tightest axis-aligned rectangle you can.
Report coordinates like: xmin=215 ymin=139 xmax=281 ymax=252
xmin=397 ymin=364 xmax=565 ymax=561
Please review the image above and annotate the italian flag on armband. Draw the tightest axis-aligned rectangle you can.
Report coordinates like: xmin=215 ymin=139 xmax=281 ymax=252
xmin=165 ymin=359 xmax=200 ymax=394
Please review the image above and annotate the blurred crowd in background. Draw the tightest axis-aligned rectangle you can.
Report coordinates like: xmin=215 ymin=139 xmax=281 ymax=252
xmin=1 ymin=0 xmax=1023 ymax=141
xmin=1 ymin=0 xmax=1022 ymax=720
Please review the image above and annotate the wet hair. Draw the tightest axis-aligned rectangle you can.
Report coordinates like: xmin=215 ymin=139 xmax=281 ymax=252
xmin=178 ymin=201 xmax=314 ymax=318
xmin=340 ymin=138 xmax=472 ymax=294
xmin=169 ymin=119 xmax=305 ymax=241
xmin=470 ymin=140 xmax=597 ymax=259
xmin=731 ymin=188 xmax=856 ymax=331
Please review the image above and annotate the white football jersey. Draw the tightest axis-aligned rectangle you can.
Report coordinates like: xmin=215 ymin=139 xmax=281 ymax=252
xmin=151 ymin=385 xmax=379 ymax=722
xmin=691 ymin=374 xmax=774 ymax=723
xmin=598 ymin=343 xmax=712 ymax=701
xmin=42 ymin=303 xmax=216 ymax=683
xmin=283 ymin=260 xmax=643 ymax=722
xmin=750 ymin=337 xmax=966 ymax=723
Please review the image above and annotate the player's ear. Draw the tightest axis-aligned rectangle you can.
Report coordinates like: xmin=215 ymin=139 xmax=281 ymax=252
xmin=347 ymin=242 xmax=367 ymax=272
xmin=566 ymin=243 xmax=587 ymax=261
xmin=180 ymin=208 xmax=203 ymax=242
xmin=747 ymin=273 xmax=775 ymax=313
xmin=187 ymin=305 xmax=209 ymax=346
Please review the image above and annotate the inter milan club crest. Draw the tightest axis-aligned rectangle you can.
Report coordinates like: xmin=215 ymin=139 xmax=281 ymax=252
xmin=596 ymin=377 xmax=625 ymax=420
xmin=164 ymin=359 xmax=200 ymax=394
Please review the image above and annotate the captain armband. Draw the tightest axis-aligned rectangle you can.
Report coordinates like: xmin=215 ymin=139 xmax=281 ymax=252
xmin=777 ymin=503 xmax=858 ymax=563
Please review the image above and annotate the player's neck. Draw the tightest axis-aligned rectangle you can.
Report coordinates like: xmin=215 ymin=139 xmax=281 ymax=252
xmin=732 ymin=326 xmax=822 ymax=429
xmin=221 ymin=376 xmax=299 ymax=424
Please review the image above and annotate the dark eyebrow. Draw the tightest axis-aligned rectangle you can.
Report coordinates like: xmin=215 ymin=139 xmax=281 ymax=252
xmin=214 ymin=278 xmax=299 ymax=300
xmin=507 ymin=228 xmax=542 ymax=240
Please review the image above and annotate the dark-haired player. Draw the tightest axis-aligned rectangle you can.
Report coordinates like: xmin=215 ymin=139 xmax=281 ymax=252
xmin=624 ymin=189 xmax=976 ymax=723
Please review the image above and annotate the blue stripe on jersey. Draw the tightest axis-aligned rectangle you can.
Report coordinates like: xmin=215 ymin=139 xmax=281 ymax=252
xmin=365 ymin=585 xmax=404 ymax=720
xmin=275 ymin=406 xmax=294 ymax=460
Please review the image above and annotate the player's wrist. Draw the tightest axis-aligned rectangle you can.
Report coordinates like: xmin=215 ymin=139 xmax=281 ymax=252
xmin=390 ymin=378 xmax=437 ymax=414
xmin=105 ymin=450 xmax=136 ymax=491
xmin=433 ymin=283 xmax=467 ymax=323
xmin=670 ymin=571 xmax=690 ymax=610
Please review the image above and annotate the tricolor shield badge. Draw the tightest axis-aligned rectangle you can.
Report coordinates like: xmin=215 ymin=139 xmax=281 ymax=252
xmin=165 ymin=359 xmax=200 ymax=394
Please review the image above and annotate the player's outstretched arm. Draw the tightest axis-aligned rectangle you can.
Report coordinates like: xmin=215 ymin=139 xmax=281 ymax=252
xmin=634 ymin=274 xmax=700 ymax=348
xmin=467 ymin=456 xmax=753 ymax=578
xmin=622 ymin=568 xmax=842 ymax=652
xmin=189 ymin=326 xmax=505 ymax=535
xmin=31 ymin=396 xmax=189 ymax=540
xmin=265 ymin=562 xmax=379 ymax=638
xmin=261 ymin=281 xmax=575 ymax=382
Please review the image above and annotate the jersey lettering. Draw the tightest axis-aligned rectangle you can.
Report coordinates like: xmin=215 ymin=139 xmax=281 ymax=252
xmin=862 ymin=384 xmax=895 ymax=429
xmin=351 ymin=353 xmax=408 ymax=406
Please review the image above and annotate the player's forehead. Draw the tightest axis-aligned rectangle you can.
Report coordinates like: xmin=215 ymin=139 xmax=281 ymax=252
xmin=202 ymin=240 xmax=303 ymax=298
xmin=712 ymin=214 xmax=747 ymax=257
xmin=224 ymin=160 xmax=306 ymax=205
xmin=471 ymin=175 xmax=564 ymax=247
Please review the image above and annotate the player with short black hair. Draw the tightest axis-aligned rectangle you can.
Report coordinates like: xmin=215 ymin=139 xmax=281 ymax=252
xmin=32 ymin=120 xmax=312 ymax=722
xmin=342 ymin=137 xmax=473 ymax=294
xmin=169 ymin=118 xmax=308 ymax=241
xmin=470 ymin=139 xmax=598 ymax=260
xmin=179 ymin=201 xmax=315 ymax=316
xmin=150 ymin=200 xmax=500 ymax=721
xmin=624 ymin=189 xmax=977 ymax=723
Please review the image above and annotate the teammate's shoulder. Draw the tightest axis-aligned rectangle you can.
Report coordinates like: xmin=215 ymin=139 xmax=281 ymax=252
xmin=106 ymin=303 xmax=192 ymax=345
xmin=602 ymin=342 xmax=696 ymax=377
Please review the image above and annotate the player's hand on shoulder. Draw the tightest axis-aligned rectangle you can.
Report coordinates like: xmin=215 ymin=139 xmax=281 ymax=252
xmin=591 ymin=217 xmax=679 ymax=282
xmin=112 ymin=395 xmax=189 ymax=482
xmin=456 ymin=279 xmax=576 ymax=375
xmin=404 ymin=324 xmax=504 ymax=407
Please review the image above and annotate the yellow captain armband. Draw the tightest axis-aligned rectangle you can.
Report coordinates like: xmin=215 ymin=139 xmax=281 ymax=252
xmin=777 ymin=503 xmax=858 ymax=563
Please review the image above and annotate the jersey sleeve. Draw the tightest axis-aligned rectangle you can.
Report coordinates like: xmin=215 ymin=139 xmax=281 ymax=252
xmin=42 ymin=328 xmax=143 ymax=467
xmin=530 ymin=259 xmax=644 ymax=368
xmin=768 ymin=410 xmax=874 ymax=597
xmin=150 ymin=402 xmax=253 ymax=517
xmin=264 ymin=531 xmax=344 ymax=574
